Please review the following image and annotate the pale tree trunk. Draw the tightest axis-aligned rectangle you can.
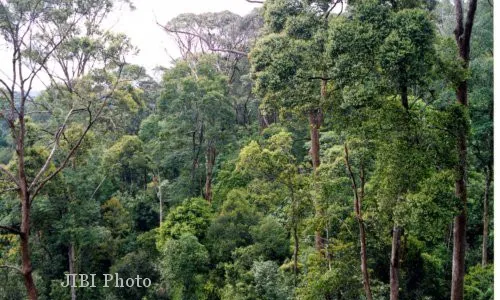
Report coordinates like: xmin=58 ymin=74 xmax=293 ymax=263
xmin=344 ymin=145 xmax=373 ymax=300
xmin=358 ymin=165 xmax=372 ymax=300
xmin=390 ymin=226 xmax=402 ymax=300
xmin=481 ymin=165 xmax=492 ymax=267
xmin=204 ymin=144 xmax=217 ymax=203
xmin=310 ymin=79 xmax=325 ymax=252
xmin=17 ymin=110 xmax=38 ymax=299
xmin=156 ymin=171 xmax=164 ymax=225
xmin=451 ymin=0 xmax=477 ymax=298
xmin=293 ymin=224 xmax=299 ymax=278
xmin=69 ymin=243 xmax=77 ymax=300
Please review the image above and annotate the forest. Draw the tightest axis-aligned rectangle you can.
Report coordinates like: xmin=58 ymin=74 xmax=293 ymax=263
xmin=0 ymin=0 xmax=494 ymax=299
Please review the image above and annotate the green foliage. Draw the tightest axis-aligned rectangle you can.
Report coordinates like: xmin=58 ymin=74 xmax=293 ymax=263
xmin=102 ymin=135 xmax=149 ymax=190
xmin=464 ymin=264 xmax=493 ymax=300
xmin=157 ymin=197 xmax=212 ymax=246
xmin=0 ymin=1 xmax=493 ymax=300
xmin=250 ymin=216 xmax=290 ymax=261
xmin=206 ymin=193 xmax=260 ymax=263
xmin=252 ymin=260 xmax=293 ymax=300
xmin=109 ymin=251 xmax=160 ymax=300
xmin=160 ymin=234 xmax=210 ymax=300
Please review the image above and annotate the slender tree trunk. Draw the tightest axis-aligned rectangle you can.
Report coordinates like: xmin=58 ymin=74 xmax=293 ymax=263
xmin=481 ymin=165 xmax=492 ymax=267
xmin=17 ymin=112 xmax=37 ymax=300
xmin=344 ymin=145 xmax=373 ymax=300
xmin=20 ymin=195 xmax=37 ymax=300
xmin=359 ymin=221 xmax=372 ymax=300
xmin=309 ymin=109 xmax=322 ymax=171
xmin=358 ymin=166 xmax=373 ymax=300
xmin=20 ymin=180 xmax=37 ymax=299
xmin=390 ymin=226 xmax=402 ymax=300
xmin=157 ymin=172 xmax=164 ymax=225
xmin=204 ymin=144 xmax=216 ymax=203
xmin=309 ymin=108 xmax=323 ymax=251
xmin=311 ymin=80 xmax=325 ymax=252
xmin=293 ymin=224 xmax=299 ymax=278
xmin=451 ymin=0 xmax=477 ymax=297
xmin=191 ymin=125 xmax=204 ymax=187
xmin=69 ymin=243 xmax=77 ymax=300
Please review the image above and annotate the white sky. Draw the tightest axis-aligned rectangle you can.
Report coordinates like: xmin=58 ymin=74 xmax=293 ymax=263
xmin=108 ymin=0 xmax=260 ymax=71
xmin=0 ymin=0 xmax=261 ymax=91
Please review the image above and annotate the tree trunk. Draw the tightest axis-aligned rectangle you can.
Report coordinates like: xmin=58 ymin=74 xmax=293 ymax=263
xmin=157 ymin=173 xmax=164 ymax=225
xmin=204 ymin=144 xmax=216 ymax=203
xmin=293 ymin=224 xmax=299 ymax=278
xmin=344 ymin=146 xmax=373 ymax=300
xmin=481 ymin=166 xmax=492 ymax=267
xmin=390 ymin=226 xmax=402 ymax=300
xmin=20 ymin=189 xmax=37 ymax=300
xmin=69 ymin=243 xmax=77 ymax=300
xmin=309 ymin=108 xmax=323 ymax=251
xmin=358 ymin=167 xmax=373 ymax=300
xmin=450 ymin=0 xmax=477 ymax=297
xmin=310 ymin=80 xmax=325 ymax=252
xmin=309 ymin=109 xmax=322 ymax=171
xmin=17 ymin=114 xmax=38 ymax=300
xmin=359 ymin=220 xmax=372 ymax=300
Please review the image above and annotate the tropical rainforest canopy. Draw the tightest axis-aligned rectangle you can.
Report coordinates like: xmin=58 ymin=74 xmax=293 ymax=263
xmin=0 ymin=0 xmax=493 ymax=299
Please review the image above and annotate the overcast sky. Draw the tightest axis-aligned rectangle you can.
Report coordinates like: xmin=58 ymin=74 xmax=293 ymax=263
xmin=108 ymin=0 xmax=260 ymax=71
xmin=0 ymin=0 xmax=260 ymax=91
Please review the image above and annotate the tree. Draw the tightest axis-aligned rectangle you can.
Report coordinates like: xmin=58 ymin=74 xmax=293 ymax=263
xmin=343 ymin=142 xmax=373 ymax=300
xmin=237 ymin=130 xmax=310 ymax=276
xmin=327 ymin=2 xmax=437 ymax=298
xmin=250 ymin=0 xmax=336 ymax=252
xmin=0 ymin=1 xmax=134 ymax=298
xmin=160 ymin=234 xmax=209 ymax=300
xmin=159 ymin=10 xmax=263 ymax=127
xmin=157 ymin=55 xmax=235 ymax=203
xmin=157 ymin=197 xmax=212 ymax=246
xmin=450 ymin=0 xmax=478 ymax=297
xmin=467 ymin=0 xmax=493 ymax=268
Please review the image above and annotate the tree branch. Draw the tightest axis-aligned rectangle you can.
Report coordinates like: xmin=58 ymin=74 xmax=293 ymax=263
xmin=157 ymin=22 xmax=248 ymax=56
xmin=28 ymin=107 xmax=73 ymax=191
xmin=0 ymin=165 xmax=19 ymax=187
xmin=30 ymin=65 xmax=125 ymax=201
xmin=0 ymin=225 xmax=21 ymax=235
xmin=463 ymin=0 xmax=478 ymax=55
xmin=0 ymin=264 xmax=23 ymax=274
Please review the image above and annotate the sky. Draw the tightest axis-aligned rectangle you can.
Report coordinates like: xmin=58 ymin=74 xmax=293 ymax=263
xmin=107 ymin=0 xmax=260 ymax=71
xmin=0 ymin=0 xmax=261 ymax=90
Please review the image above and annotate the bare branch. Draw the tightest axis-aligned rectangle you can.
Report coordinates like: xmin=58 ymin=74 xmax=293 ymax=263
xmin=0 ymin=264 xmax=23 ymax=274
xmin=91 ymin=176 xmax=106 ymax=199
xmin=324 ymin=0 xmax=343 ymax=19
xmin=30 ymin=65 xmax=125 ymax=201
xmin=0 ymin=165 xmax=19 ymax=187
xmin=157 ymin=22 xmax=248 ymax=57
xmin=0 ymin=225 xmax=21 ymax=235
xmin=28 ymin=107 xmax=73 ymax=191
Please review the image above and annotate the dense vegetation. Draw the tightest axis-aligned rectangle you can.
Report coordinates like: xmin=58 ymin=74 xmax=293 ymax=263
xmin=0 ymin=0 xmax=493 ymax=299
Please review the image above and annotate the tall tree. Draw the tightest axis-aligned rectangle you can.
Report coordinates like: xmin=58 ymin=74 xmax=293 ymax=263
xmin=343 ymin=142 xmax=373 ymax=300
xmin=450 ymin=0 xmax=478 ymax=297
xmin=0 ymin=1 xmax=134 ymax=298
xmin=250 ymin=0 xmax=340 ymax=252
xmin=156 ymin=55 xmax=235 ymax=203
